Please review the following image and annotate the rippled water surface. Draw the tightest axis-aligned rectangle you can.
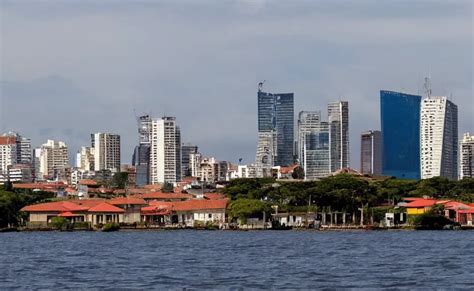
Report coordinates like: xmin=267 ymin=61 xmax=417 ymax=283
xmin=1 ymin=230 xmax=473 ymax=289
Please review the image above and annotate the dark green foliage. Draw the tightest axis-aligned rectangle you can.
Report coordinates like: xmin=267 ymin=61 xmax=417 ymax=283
xmin=0 ymin=186 xmax=55 ymax=228
xmin=291 ymin=166 xmax=305 ymax=180
xmin=112 ymin=172 xmax=129 ymax=189
xmin=50 ymin=217 xmax=69 ymax=230
xmin=228 ymin=198 xmax=271 ymax=223
xmin=102 ymin=222 xmax=120 ymax=232
xmin=161 ymin=182 xmax=174 ymax=193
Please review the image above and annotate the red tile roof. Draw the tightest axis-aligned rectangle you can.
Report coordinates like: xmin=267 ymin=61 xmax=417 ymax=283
xmin=280 ymin=164 xmax=299 ymax=174
xmin=404 ymin=199 xmax=450 ymax=208
xmin=141 ymin=192 xmax=193 ymax=200
xmin=21 ymin=201 xmax=89 ymax=212
xmin=109 ymin=197 xmax=146 ymax=205
xmin=172 ymin=199 xmax=229 ymax=211
xmin=0 ymin=136 xmax=16 ymax=145
xmin=58 ymin=211 xmax=80 ymax=217
xmin=13 ymin=182 xmax=66 ymax=190
xmin=69 ymin=199 xmax=105 ymax=208
xmin=204 ymin=193 xmax=226 ymax=200
xmin=78 ymin=179 xmax=98 ymax=186
xmin=88 ymin=202 xmax=125 ymax=213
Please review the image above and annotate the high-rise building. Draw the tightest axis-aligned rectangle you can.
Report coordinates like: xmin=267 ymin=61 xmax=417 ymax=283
xmin=1 ymin=132 xmax=31 ymax=165
xmin=76 ymin=146 xmax=95 ymax=171
xmin=91 ymin=133 xmax=121 ymax=172
xmin=297 ymin=111 xmax=330 ymax=180
xmin=150 ymin=117 xmax=181 ymax=184
xmin=256 ymin=87 xmax=294 ymax=171
xmin=38 ymin=140 xmax=69 ymax=180
xmin=190 ymin=152 xmax=202 ymax=178
xmin=182 ymin=143 xmax=198 ymax=177
xmin=132 ymin=114 xmax=152 ymax=186
xmin=0 ymin=136 xmax=17 ymax=177
xmin=460 ymin=133 xmax=474 ymax=179
xmin=380 ymin=90 xmax=422 ymax=179
xmin=328 ymin=101 xmax=349 ymax=172
xmin=360 ymin=130 xmax=382 ymax=176
xmin=420 ymin=96 xmax=458 ymax=180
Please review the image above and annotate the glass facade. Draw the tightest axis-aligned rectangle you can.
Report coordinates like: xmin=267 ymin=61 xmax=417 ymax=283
xmin=380 ymin=90 xmax=421 ymax=179
xmin=257 ymin=91 xmax=294 ymax=166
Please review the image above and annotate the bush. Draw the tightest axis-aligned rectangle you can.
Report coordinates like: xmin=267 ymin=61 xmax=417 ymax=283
xmin=412 ymin=213 xmax=454 ymax=230
xmin=73 ymin=222 xmax=91 ymax=230
xmin=50 ymin=217 xmax=69 ymax=230
xmin=102 ymin=222 xmax=120 ymax=232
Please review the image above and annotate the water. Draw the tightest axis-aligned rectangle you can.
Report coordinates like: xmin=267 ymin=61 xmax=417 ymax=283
xmin=0 ymin=230 xmax=473 ymax=289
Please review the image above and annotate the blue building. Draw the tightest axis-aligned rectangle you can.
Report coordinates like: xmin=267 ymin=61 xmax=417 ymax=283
xmin=257 ymin=90 xmax=294 ymax=167
xmin=380 ymin=90 xmax=421 ymax=179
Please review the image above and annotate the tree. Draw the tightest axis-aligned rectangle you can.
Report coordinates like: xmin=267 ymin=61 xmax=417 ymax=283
xmin=161 ymin=182 xmax=174 ymax=193
xmin=291 ymin=166 xmax=305 ymax=180
xmin=228 ymin=198 xmax=270 ymax=224
xmin=112 ymin=172 xmax=129 ymax=189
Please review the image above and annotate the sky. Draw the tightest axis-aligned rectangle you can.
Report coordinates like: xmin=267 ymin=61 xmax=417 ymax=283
xmin=0 ymin=0 xmax=472 ymax=169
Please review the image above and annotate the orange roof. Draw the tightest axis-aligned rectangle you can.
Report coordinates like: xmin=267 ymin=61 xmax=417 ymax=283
xmin=172 ymin=199 xmax=229 ymax=211
xmin=88 ymin=202 xmax=125 ymax=213
xmin=141 ymin=192 xmax=193 ymax=200
xmin=404 ymin=199 xmax=446 ymax=208
xmin=78 ymin=179 xmax=98 ymax=186
xmin=13 ymin=182 xmax=66 ymax=190
xmin=109 ymin=197 xmax=146 ymax=205
xmin=58 ymin=211 xmax=80 ymax=217
xmin=69 ymin=199 xmax=105 ymax=208
xmin=403 ymin=197 xmax=425 ymax=202
xmin=0 ymin=136 xmax=16 ymax=145
xmin=280 ymin=164 xmax=299 ymax=174
xmin=21 ymin=201 xmax=88 ymax=212
xmin=204 ymin=193 xmax=226 ymax=200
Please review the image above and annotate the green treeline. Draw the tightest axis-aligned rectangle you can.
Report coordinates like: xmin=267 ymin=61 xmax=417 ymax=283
xmin=0 ymin=183 xmax=55 ymax=228
xmin=223 ymin=175 xmax=474 ymax=222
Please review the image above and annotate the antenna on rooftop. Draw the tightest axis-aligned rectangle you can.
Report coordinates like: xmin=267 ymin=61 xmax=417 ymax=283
xmin=258 ymin=80 xmax=266 ymax=92
xmin=424 ymin=76 xmax=432 ymax=98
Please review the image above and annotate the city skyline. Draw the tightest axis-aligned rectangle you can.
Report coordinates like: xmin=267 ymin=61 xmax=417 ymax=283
xmin=0 ymin=1 xmax=472 ymax=169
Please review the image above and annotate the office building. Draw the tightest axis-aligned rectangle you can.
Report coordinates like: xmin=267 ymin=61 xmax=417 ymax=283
xmin=38 ymin=140 xmax=69 ymax=180
xmin=150 ymin=116 xmax=181 ymax=184
xmin=132 ymin=114 xmax=152 ymax=186
xmin=297 ymin=111 xmax=330 ymax=179
xmin=380 ymin=90 xmax=422 ymax=179
xmin=460 ymin=133 xmax=474 ymax=179
xmin=256 ymin=87 xmax=294 ymax=171
xmin=328 ymin=101 xmax=349 ymax=172
xmin=182 ymin=144 xmax=198 ymax=177
xmin=76 ymin=146 xmax=95 ymax=171
xmin=91 ymin=133 xmax=121 ymax=172
xmin=360 ymin=130 xmax=382 ymax=176
xmin=0 ymin=136 xmax=17 ymax=177
xmin=420 ymin=96 xmax=458 ymax=180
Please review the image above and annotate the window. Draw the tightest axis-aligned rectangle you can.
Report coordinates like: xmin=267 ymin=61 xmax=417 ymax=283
xmin=208 ymin=214 xmax=212 ymax=219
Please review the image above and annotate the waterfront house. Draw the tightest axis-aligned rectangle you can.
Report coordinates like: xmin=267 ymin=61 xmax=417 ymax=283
xmin=272 ymin=212 xmax=316 ymax=228
xmin=109 ymin=197 xmax=147 ymax=223
xmin=87 ymin=202 xmax=125 ymax=225
xmin=141 ymin=199 xmax=229 ymax=227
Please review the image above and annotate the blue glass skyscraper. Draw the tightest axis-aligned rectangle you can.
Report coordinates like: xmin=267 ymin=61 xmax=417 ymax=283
xmin=257 ymin=90 xmax=294 ymax=167
xmin=380 ymin=90 xmax=421 ymax=179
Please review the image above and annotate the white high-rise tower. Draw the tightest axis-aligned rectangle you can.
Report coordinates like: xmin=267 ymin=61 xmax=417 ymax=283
xmin=150 ymin=117 xmax=181 ymax=184
xmin=420 ymin=96 xmax=458 ymax=180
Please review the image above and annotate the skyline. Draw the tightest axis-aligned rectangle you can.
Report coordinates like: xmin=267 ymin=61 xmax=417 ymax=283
xmin=1 ymin=0 xmax=472 ymax=169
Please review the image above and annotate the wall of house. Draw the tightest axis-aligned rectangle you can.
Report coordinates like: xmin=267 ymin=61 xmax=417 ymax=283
xmin=29 ymin=212 xmax=58 ymax=222
xmin=176 ymin=209 xmax=225 ymax=227
xmin=407 ymin=208 xmax=427 ymax=215
xmin=121 ymin=205 xmax=142 ymax=223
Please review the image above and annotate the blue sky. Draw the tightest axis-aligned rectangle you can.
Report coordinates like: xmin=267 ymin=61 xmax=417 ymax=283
xmin=0 ymin=0 xmax=472 ymax=169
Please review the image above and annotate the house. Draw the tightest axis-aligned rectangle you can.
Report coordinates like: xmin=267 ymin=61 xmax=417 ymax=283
xmin=109 ymin=197 xmax=147 ymax=223
xmin=21 ymin=199 xmax=125 ymax=227
xmin=272 ymin=212 xmax=316 ymax=228
xmin=403 ymin=199 xmax=440 ymax=215
xmin=403 ymin=198 xmax=474 ymax=226
xmin=136 ymin=192 xmax=193 ymax=202
xmin=141 ymin=199 xmax=229 ymax=227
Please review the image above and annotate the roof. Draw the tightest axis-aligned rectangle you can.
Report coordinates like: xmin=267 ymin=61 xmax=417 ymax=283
xmin=78 ymin=179 xmax=98 ymax=186
xmin=172 ymin=199 xmax=229 ymax=211
xmin=0 ymin=136 xmax=16 ymax=145
xmin=403 ymin=199 xmax=451 ymax=208
xmin=69 ymin=199 xmax=105 ymax=208
xmin=204 ymin=193 xmax=227 ymax=200
xmin=13 ymin=182 xmax=66 ymax=190
xmin=141 ymin=192 xmax=193 ymax=200
xmin=21 ymin=201 xmax=89 ymax=212
xmin=280 ymin=164 xmax=300 ymax=174
xmin=58 ymin=211 xmax=80 ymax=217
xmin=109 ymin=197 xmax=146 ymax=205
xmin=88 ymin=202 xmax=125 ymax=213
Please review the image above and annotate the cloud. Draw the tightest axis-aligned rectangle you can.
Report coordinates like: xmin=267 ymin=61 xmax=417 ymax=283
xmin=0 ymin=0 xmax=472 ymax=168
